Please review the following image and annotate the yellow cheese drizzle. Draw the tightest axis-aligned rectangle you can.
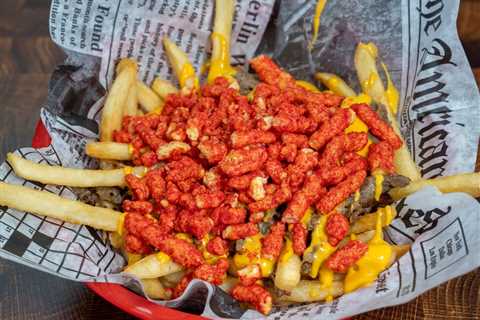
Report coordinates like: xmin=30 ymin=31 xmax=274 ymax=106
xmin=156 ymin=252 xmax=171 ymax=264
xmin=374 ymin=173 xmax=384 ymax=201
xmin=309 ymin=0 xmax=328 ymax=50
xmin=127 ymin=144 xmax=134 ymax=155
xmin=296 ymin=80 xmax=320 ymax=92
xmin=207 ymin=33 xmax=237 ymax=84
xmin=381 ymin=62 xmax=400 ymax=115
xmin=319 ymin=266 xmax=334 ymax=302
xmin=303 ymin=215 xmax=335 ymax=278
xmin=344 ymin=209 xmax=393 ymax=293
xmin=116 ymin=213 xmax=126 ymax=235
xmin=233 ymin=234 xmax=274 ymax=277
xmin=179 ymin=63 xmax=199 ymax=89
xmin=341 ymin=94 xmax=373 ymax=157
xmin=279 ymin=238 xmax=294 ymax=263
xmin=175 ymin=233 xmax=193 ymax=243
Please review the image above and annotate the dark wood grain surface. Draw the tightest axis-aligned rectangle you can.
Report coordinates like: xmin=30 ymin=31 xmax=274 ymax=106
xmin=0 ymin=1 xmax=478 ymax=319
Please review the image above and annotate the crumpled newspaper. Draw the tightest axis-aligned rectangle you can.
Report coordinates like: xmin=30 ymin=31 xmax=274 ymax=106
xmin=0 ymin=0 xmax=478 ymax=319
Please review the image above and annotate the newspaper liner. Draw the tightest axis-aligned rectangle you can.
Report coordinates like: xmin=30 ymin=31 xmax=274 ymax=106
xmin=0 ymin=0 xmax=479 ymax=319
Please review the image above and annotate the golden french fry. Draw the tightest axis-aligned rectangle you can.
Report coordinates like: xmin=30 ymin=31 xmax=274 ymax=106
xmin=123 ymin=252 xmax=183 ymax=279
xmin=354 ymin=43 xmax=421 ymax=181
xmin=275 ymin=280 xmax=344 ymax=302
xmin=315 ymin=72 xmax=356 ymax=97
xmin=161 ymin=270 xmax=187 ymax=288
xmin=137 ymin=81 xmax=164 ymax=113
xmin=349 ymin=206 xmax=397 ymax=234
xmin=151 ymin=77 xmax=179 ymax=99
xmin=85 ymin=142 xmax=132 ymax=161
xmin=100 ymin=58 xmax=137 ymax=141
xmin=389 ymin=172 xmax=480 ymax=200
xmin=123 ymin=85 xmax=138 ymax=116
xmin=163 ymin=37 xmax=198 ymax=89
xmin=207 ymin=0 xmax=236 ymax=83
xmin=274 ymin=241 xmax=301 ymax=291
xmin=7 ymin=153 xmax=144 ymax=187
xmin=141 ymin=278 xmax=171 ymax=300
xmin=0 ymin=182 xmax=121 ymax=231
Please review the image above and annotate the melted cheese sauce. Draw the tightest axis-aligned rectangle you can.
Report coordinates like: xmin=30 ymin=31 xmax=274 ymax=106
xmin=303 ymin=215 xmax=335 ymax=278
xmin=374 ymin=173 xmax=384 ymax=201
xmin=233 ymin=234 xmax=274 ymax=277
xmin=279 ymin=238 xmax=294 ymax=263
xmin=296 ymin=80 xmax=320 ymax=92
xmin=381 ymin=62 xmax=399 ymax=115
xmin=179 ymin=63 xmax=199 ymax=89
xmin=208 ymin=33 xmax=237 ymax=83
xmin=117 ymin=213 xmax=126 ymax=235
xmin=309 ymin=0 xmax=328 ymax=49
xmin=341 ymin=94 xmax=373 ymax=156
xmin=344 ymin=209 xmax=393 ymax=293
xmin=156 ymin=252 xmax=171 ymax=264
xmin=319 ymin=266 xmax=334 ymax=302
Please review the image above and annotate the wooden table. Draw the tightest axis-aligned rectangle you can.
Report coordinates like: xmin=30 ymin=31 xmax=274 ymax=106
xmin=0 ymin=1 xmax=478 ymax=319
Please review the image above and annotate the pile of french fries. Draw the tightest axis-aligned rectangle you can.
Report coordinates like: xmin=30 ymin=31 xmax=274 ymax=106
xmin=0 ymin=0 xmax=479 ymax=313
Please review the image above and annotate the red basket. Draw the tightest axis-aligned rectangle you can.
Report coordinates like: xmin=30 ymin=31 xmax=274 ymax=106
xmin=32 ymin=120 xmax=206 ymax=320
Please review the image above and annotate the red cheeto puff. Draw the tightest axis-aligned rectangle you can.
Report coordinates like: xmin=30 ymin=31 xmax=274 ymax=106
xmin=309 ymin=108 xmax=354 ymax=150
xmin=122 ymin=200 xmax=153 ymax=215
xmin=316 ymin=170 xmax=367 ymax=214
xmin=282 ymin=173 xmax=326 ymax=223
xmin=325 ymin=213 xmax=350 ymax=246
xmin=317 ymin=156 xmax=367 ymax=186
xmin=351 ymin=104 xmax=403 ymax=149
xmin=125 ymin=174 xmax=149 ymax=201
xmin=222 ymin=223 xmax=259 ymax=240
xmin=292 ymin=223 xmax=308 ymax=255
xmin=368 ymin=141 xmax=395 ymax=173
xmin=219 ymin=146 xmax=268 ymax=176
xmin=206 ymin=236 xmax=229 ymax=256
xmin=230 ymin=129 xmax=276 ymax=148
xmin=157 ymin=236 xmax=204 ymax=268
xmin=325 ymin=240 xmax=368 ymax=273
xmin=250 ymin=55 xmax=295 ymax=89
xmin=193 ymin=259 xmax=229 ymax=285
xmin=197 ymin=137 xmax=228 ymax=164
xmin=232 ymin=284 xmax=272 ymax=315
xmin=144 ymin=169 xmax=166 ymax=203
xmin=261 ymin=222 xmax=285 ymax=260
xmin=124 ymin=234 xmax=152 ymax=254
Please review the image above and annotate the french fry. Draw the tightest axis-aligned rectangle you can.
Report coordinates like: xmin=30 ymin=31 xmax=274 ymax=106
xmin=274 ymin=242 xmax=301 ymax=291
xmin=123 ymin=85 xmax=138 ymax=116
xmin=141 ymin=278 xmax=171 ymax=300
xmin=7 ymin=153 xmax=145 ymax=187
xmin=137 ymin=81 xmax=164 ymax=113
xmin=389 ymin=172 xmax=480 ymax=200
xmin=161 ymin=270 xmax=187 ymax=288
xmin=123 ymin=252 xmax=183 ymax=279
xmin=163 ymin=37 xmax=199 ymax=90
xmin=151 ymin=77 xmax=179 ymax=99
xmin=354 ymin=43 xmax=421 ymax=181
xmin=100 ymin=58 xmax=137 ymax=141
xmin=315 ymin=72 xmax=356 ymax=97
xmin=349 ymin=206 xmax=397 ymax=234
xmin=276 ymin=280 xmax=344 ymax=302
xmin=207 ymin=0 xmax=236 ymax=84
xmin=0 ymin=182 xmax=121 ymax=231
xmin=392 ymin=244 xmax=410 ymax=259
xmin=85 ymin=142 xmax=132 ymax=161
